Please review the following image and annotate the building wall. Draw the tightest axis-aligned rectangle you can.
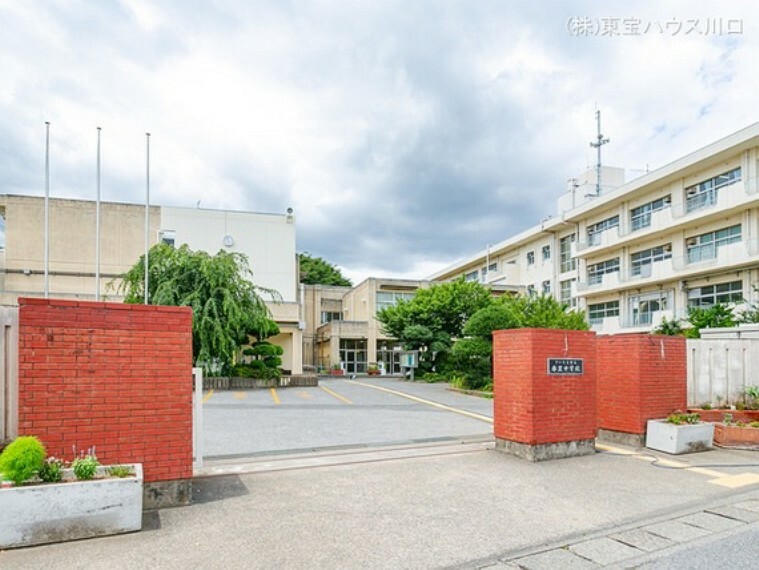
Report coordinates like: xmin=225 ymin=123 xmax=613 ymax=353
xmin=302 ymin=284 xmax=350 ymax=367
xmin=17 ymin=298 xmax=193 ymax=483
xmin=160 ymin=206 xmax=297 ymax=302
xmin=429 ymin=124 xmax=759 ymax=334
xmin=1 ymin=196 xmax=303 ymax=374
xmin=0 ymin=196 xmax=159 ymax=303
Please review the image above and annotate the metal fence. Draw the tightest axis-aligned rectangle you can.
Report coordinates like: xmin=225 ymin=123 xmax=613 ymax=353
xmin=0 ymin=307 xmax=19 ymax=441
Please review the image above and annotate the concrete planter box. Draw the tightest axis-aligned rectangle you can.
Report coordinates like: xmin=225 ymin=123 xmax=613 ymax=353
xmin=646 ymin=420 xmax=714 ymax=454
xmin=0 ymin=464 xmax=143 ymax=549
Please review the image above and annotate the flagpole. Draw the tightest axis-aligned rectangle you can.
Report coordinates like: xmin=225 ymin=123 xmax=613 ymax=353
xmin=144 ymin=132 xmax=150 ymax=305
xmin=44 ymin=122 xmax=50 ymax=299
xmin=95 ymin=127 xmax=101 ymax=301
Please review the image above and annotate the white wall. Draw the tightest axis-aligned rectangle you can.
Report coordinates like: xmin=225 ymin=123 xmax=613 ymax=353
xmin=160 ymin=206 xmax=297 ymax=302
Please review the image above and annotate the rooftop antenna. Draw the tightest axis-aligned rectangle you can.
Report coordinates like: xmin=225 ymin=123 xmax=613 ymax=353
xmin=589 ymin=110 xmax=610 ymax=196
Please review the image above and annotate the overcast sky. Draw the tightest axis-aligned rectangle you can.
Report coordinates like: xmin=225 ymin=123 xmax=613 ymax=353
xmin=1 ymin=1 xmax=757 ymax=284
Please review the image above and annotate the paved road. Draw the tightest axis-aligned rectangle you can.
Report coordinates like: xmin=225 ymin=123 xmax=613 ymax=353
xmin=5 ymin=437 xmax=759 ymax=569
xmin=202 ymin=378 xmax=494 ymax=458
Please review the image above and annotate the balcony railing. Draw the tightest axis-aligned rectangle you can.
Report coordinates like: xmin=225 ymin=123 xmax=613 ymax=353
xmin=685 ymin=188 xmax=718 ymax=213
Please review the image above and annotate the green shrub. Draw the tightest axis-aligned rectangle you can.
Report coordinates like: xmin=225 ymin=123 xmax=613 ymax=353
xmin=421 ymin=372 xmax=447 ymax=383
xmin=0 ymin=436 xmax=46 ymax=486
xmin=666 ymin=412 xmax=700 ymax=425
xmin=38 ymin=456 xmax=65 ymax=483
xmin=107 ymin=465 xmax=134 ymax=478
xmin=72 ymin=454 xmax=100 ymax=480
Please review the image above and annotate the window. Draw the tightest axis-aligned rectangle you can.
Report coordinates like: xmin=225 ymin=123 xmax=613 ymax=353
xmin=587 ymin=215 xmax=619 ymax=246
xmin=526 ymin=251 xmax=535 ymax=265
xmin=630 ymin=195 xmax=671 ymax=231
xmin=587 ymin=258 xmax=620 ymax=285
xmin=629 ymin=290 xmax=672 ymax=326
xmin=464 ymin=270 xmax=479 ymax=282
xmin=320 ymin=311 xmax=342 ymax=324
xmin=686 ymin=225 xmax=741 ymax=264
xmin=685 ymin=167 xmax=741 ymax=213
xmin=541 ymin=245 xmax=551 ymax=261
xmin=481 ymin=262 xmax=498 ymax=280
xmin=588 ymin=301 xmax=619 ymax=325
xmin=376 ymin=291 xmax=415 ymax=312
xmin=541 ymin=280 xmax=551 ymax=295
xmin=526 ymin=284 xmax=536 ymax=297
xmin=560 ymin=234 xmax=576 ymax=273
xmin=0 ymin=213 xmax=5 ymax=249
xmin=687 ymin=281 xmax=743 ymax=307
xmin=159 ymin=230 xmax=176 ymax=248
xmin=560 ymin=279 xmax=575 ymax=306
xmin=630 ymin=244 xmax=672 ymax=276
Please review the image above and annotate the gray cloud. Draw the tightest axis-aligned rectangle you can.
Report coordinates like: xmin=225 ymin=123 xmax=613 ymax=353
xmin=1 ymin=1 xmax=757 ymax=281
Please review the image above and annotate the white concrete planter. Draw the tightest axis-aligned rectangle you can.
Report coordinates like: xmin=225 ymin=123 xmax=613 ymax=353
xmin=0 ymin=464 xmax=143 ymax=549
xmin=646 ymin=420 xmax=715 ymax=455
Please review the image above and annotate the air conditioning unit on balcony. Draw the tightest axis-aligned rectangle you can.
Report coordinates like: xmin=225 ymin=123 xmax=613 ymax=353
xmin=663 ymin=243 xmax=672 ymax=252
xmin=686 ymin=238 xmax=698 ymax=247
xmin=663 ymin=196 xmax=672 ymax=205
xmin=686 ymin=188 xmax=698 ymax=197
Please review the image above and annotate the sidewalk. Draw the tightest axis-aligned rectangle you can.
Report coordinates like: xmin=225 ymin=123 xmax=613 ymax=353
xmin=2 ymin=441 xmax=759 ymax=569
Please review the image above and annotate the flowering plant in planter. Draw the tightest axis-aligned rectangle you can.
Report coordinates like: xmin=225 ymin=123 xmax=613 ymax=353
xmin=0 ymin=437 xmax=143 ymax=549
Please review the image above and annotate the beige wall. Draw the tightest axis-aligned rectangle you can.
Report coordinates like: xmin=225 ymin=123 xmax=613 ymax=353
xmin=302 ymin=284 xmax=350 ymax=367
xmin=0 ymin=196 xmax=159 ymax=303
xmin=0 ymin=195 xmax=303 ymax=374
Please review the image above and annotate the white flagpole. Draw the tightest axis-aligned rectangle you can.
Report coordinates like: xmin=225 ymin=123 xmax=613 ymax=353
xmin=44 ymin=122 xmax=50 ymax=299
xmin=144 ymin=132 xmax=150 ymax=304
xmin=95 ymin=127 xmax=101 ymax=301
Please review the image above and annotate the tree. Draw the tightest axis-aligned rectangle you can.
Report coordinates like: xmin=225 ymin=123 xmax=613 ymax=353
xmin=377 ymin=279 xmax=493 ymax=373
xmin=450 ymin=294 xmax=588 ymax=389
xmin=116 ymin=243 xmax=278 ymax=374
xmin=299 ymin=252 xmax=352 ymax=286
xmin=654 ymin=303 xmax=739 ymax=338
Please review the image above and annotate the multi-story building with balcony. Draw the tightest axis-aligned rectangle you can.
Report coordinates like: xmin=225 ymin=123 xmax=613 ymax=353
xmin=428 ymin=123 xmax=759 ymax=334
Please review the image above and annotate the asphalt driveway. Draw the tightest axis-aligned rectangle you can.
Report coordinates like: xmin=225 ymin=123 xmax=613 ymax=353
xmin=202 ymin=378 xmax=493 ymax=458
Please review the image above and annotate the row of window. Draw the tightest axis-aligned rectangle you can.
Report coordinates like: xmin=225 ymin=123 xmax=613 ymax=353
xmin=587 ymin=280 xmax=744 ymax=325
xmin=587 ymin=167 xmax=742 ymax=241
xmin=526 ymin=245 xmax=552 ymax=266
xmin=458 ymin=168 xmax=743 ymax=285
xmin=588 ymin=224 xmax=742 ymax=285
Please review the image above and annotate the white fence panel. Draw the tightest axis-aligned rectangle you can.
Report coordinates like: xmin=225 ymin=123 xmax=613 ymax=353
xmin=687 ymin=337 xmax=758 ymax=406
xmin=0 ymin=307 xmax=19 ymax=441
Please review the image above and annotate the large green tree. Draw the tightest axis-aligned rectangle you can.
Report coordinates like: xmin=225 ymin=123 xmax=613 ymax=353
xmin=450 ymin=294 xmax=589 ymax=389
xmin=298 ymin=252 xmax=352 ymax=286
xmin=376 ymin=279 xmax=493 ymax=373
xmin=116 ymin=243 xmax=278 ymax=374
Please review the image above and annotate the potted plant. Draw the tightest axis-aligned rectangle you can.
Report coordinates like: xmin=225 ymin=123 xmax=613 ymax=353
xmin=646 ymin=411 xmax=715 ymax=455
xmin=367 ymin=363 xmax=381 ymax=376
xmin=328 ymin=363 xmax=344 ymax=376
xmin=0 ymin=437 xmax=143 ymax=549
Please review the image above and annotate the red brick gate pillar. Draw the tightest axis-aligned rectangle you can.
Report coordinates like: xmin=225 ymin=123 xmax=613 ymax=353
xmin=493 ymin=328 xmax=597 ymax=461
xmin=18 ymin=298 xmax=194 ymax=508
xmin=597 ymin=334 xmax=686 ymax=446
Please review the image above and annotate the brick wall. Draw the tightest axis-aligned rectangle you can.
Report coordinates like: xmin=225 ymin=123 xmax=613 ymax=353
xmin=18 ymin=298 xmax=193 ymax=483
xmin=597 ymin=334 xmax=686 ymax=435
xmin=493 ymin=328 xmax=597 ymax=445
